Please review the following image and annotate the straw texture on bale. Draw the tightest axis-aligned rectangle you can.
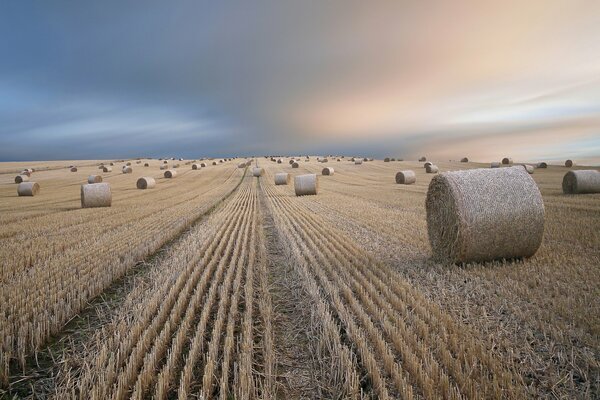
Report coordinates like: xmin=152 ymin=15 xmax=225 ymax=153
xmin=164 ymin=170 xmax=177 ymax=178
xmin=461 ymin=157 xmax=469 ymax=162
xmin=565 ymin=159 xmax=575 ymax=167
xmin=274 ymin=172 xmax=291 ymax=185
xmin=491 ymin=162 xmax=500 ymax=168
xmin=419 ymin=157 xmax=427 ymax=162
xmin=252 ymin=167 xmax=264 ymax=177
xmin=17 ymin=182 xmax=40 ymax=196
xmin=426 ymin=167 xmax=544 ymax=263
xmin=536 ymin=162 xmax=548 ymax=168
xmin=70 ymin=167 xmax=78 ymax=172
xmin=294 ymin=174 xmax=319 ymax=196
xmin=395 ymin=170 xmax=416 ymax=184
xmin=355 ymin=159 xmax=363 ymax=165
xmin=87 ymin=175 xmax=103 ymax=184
xmin=292 ymin=162 xmax=300 ymax=168
xmin=136 ymin=177 xmax=156 ymax=189
xmin=562 ymin=170 xmax=600 ymax=194
xmin=15 ymin=175 xmax=29 ymax=183
xmin=192 ymin=163 xmax=200 ymax=169
xmin=81 ymin=183 xmax=112 ymax=208
xmin=502 ymin=157 xmax=513 ymax=165
xmin=102 ymin=166 xmax=112 ymax=172
xmin=322 ymin=167 xmax=334 ymax=176
xmin=426 ymin=164 xmax=439 ymax=173
xmin=122 ymin=166 xmax=132 ymax=174
xmin=522 ymin=165 xmax=534 ymax=174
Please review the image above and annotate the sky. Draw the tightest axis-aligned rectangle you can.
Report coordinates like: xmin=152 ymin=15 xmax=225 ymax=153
xmin=1 ymin=1 xmax=599 ymax=163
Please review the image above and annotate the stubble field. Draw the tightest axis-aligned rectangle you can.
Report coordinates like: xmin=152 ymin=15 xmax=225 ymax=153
xmin=0 ymin=157 xmax=598 ymax=399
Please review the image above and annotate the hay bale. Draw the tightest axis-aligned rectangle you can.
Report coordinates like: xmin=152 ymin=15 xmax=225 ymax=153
xmin=322 ymin=167 xmax=334 ymax=176
xmin=423 ymin=162 xmax=432 ymax=168
xmin=294 ymin=174 xmax=318 ymax=196
xmin=15 ymin=175 xmax=29 ymax=183
xmin=252 ymin=167 xmax=264 ymax=177
xmin=426 ymin=167 xmax=544 ymax=263
xmin=110 ymin=162 xmax=114 ymax=166
xmin=136 ymin=161 xmax=141 ymax=164
xmin=160 ymin=165 xmax=168 ymax=170
xmin=426 ymin=164 xmax=439 ymax=173
xmin=292 ymin=162 xmax=300 ymax=168
xmin=490 ymin=162 xmax=500 ymax=168
xmin=81 ymin=183 xmax=112 ymax=208
xmin=395 ymin=170 xmax=416 ymax=184
xmin=274 ymin=172 xmax=291 ymax=185
xmin=20 ymin=170 xmax=31 ymax=177
xmin=136 ymin=176 xmax=156 ymax=189
xmin=200 ymin=163 xmax=207 ymax=167
xmin=102 ymin=166 xmax=113 ymax=173
xmin=144 ymin=163 xmax=149 ymax=167
xmin=87 ymin=175 xmax=103 ymax=184
xmin=238 ymin=162 xmax=247 ymax=168
xmin=384 ymin=158 xmax=390 ymax=162
xmin=98 ymin=165 xmax=105 ymax=169
xmin=461 ymin=157 xmax=469 ymax=163
xmin=192 ymin=163 xmax=200 ymax=169
xmin=17 ymin=182 xmax=40 ymax=196
xmin=320 ymin=158 xmax=328 ymax=163
xmin=562 ymin=170 xmax=600 ymax=194
xmin=122 ymin=166 xmax=133 ymax=174
xmin=536 ymin=162 xmax=547 ymax=168
xmin=502 ymin=157 xmax=513 ymax=165
xmin=363 ymin=157 xmax=369 ymax=162
xmin=163 ymin=160 xmax=168 ymax=164
xmin=390 ymin=158 xmax=396 ymax=161
xmin=419 ymin=156 xmax=427 ymax=162
xmin=289 ymin=159 xmax=295 ymax=165
xmin=126 ymin=162 xmax=131 ymax=166
xmin=70 ymin=167 xmax=78 ymax=172
xmin=212 ymin=161 xmax=217 ymax=165
xmin=355 ymin=159 xmax=363 ymax=165
xmin=164 ymin=170 xmax=177 ymax=178
xmin=277 ymin=159 xmax=283 ymax=164
xmin=565 ymin=159 xmax=575 ymax=167
xmin=522 ymin=164 xmax=534 ymax=174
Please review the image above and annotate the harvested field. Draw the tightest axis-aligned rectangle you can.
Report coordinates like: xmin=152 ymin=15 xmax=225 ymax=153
xmin=0 ymin=158 xmax=598 ymax=399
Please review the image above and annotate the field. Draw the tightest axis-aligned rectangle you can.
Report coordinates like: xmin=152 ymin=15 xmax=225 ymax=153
xmin=0 ymin=158 xmax=598 ymax=399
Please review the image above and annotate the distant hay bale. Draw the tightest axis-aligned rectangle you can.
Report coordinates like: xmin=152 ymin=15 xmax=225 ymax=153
xmin=289 ymin=159 xmax=295 ymax=165
xmin=122 ymin=166 xmax=133 ymax=174
xmin=102 ymin=166 xmax=112 ymax=173
xmin=81 ymin=183 xmax=111 ymax=208
xmin=136 ymin=161 xmax=141 ymax=164
xmin=292 ymin=162 xmax=300 ymax=168
xmin=144 ymin=163 xmax=149 ymax=167
xmin=277 ymin=159 xmax=283 ymax=164
xmin=490 ymin=162 xmax=500 ymax=168
xmin=502 ymin=157 xmax=513 ymax=165
xmin=395 ymin=170 xmax=416 ymax=184
xmin=200 ymin=163 xmax=207 ymax=167
xmin=322 ymin=167 xmax=334 ymax=175
xmin=461 ymin=157 xmax=469 ymax=163
xmin=320 ymin=158 xmax=328 ymax=163
xmin=15 ymin=175 xmax=29 ymax=184
xmin=160 ymin=165 xmax=168 ymax=170
xmin=425 ymin=164 xmax=439 ymax=173
xmin=355 ymin=159 xmax=363 ymax=165
xmin=136 ymin=176 xmax=156 ymax=189
xmin=212 ymin=161 xmax=217 ymax=165
xmin=19 ymin=170 xmax=31 ymax=177
xmin=274 ymin=172 xmax=291 ymax=185
xmin=565 ymin=159 xmax=575 ymax=167
xmin=419 ymin=157 xmax=427 ymax=162
xmin=17 ymin=182 xmax=40 ymax=196
xmin=98 ymin=165 xmax=105 ymax=169
xmin=384 ymin=158 xmax=390 ymax=162
xmin=426 ymin=167 xmax=544 ymax=263
xmin=536 ymin=162 xmax=548 ymax=168
xmin=424 ymin=162 xmax=432 ymax=168
xmin=163 ymin=160 xmax=168 ymax=164
xmin=391 ymin=158 xmax=396 ymax=161
xmin=238 ymin=162 xmax=246 ymax=168
xmin=294 ymin=174 xmax=318 ymax=196
xmin=126 ymin=162 xmax=131 ymax=166
xmin=87 ymin=175 xmax=103 ymax=184
xmin=192 ymin=163 xmax=200 ymax=169
xmin=70 ymin=167 xmax=78 ymax=172
xmin=110 ymin=162 xmax=114 ymax=166
xmin=562 ymin=170 xmax=600 ymax=194
xmin=363 ymin=157 xmax=368 ymax=162
xmin=252 ymin=167 xmax=264 ymax=177
xmin=522 ymin=164 xmax=534 ymax=174
xmin=164 ymin=170 xmax=177 ymax=178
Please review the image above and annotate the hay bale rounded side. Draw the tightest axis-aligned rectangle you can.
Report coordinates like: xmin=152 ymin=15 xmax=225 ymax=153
xmin=192 ymin=163 xmax=200 ymax=170
xmin=136 ymin=177 xmax=156 ymax=189
xmin=562 ymin=170 xmax=600 ymax=194
xmin=20 ymin=170 xmax=31 ymax=177
xmin=322 ymin=167 xmax=334 ymax=176
xmin=461 ymin=157 xmax=469 ymax=163
xmin=425 ymin=164 xmax=439 ymax=173
xmin=15 ymin=175 xmax=29 ymax=183
xmin=164 ymin=170 xmax=177 ymax=178
xmin=17 ymin=182 xmax=40 ymax=196
xmin=419 ymin=156 xmax=427 ymax=162
xmin=81 ymin=183 xmax=112 ymax=208
xmin=426 ymin=167 xmax=544 ymax=263
xmin=252 ymin=167 xmax=264 ymax=177
xmin=423 ymin=162 xmax=432 ymax=168
xmin=102 ymin=166 xmax=113 ymax=173
xmin=200 ymin=163 xmax=207 ymax=167
xmin=502 ymin=157 xmax=513 ymax=165
xmin=87 ymin=175 xmax=103 ymax=184
xmin=294 ymin=174 xmax=318 ymax=196
xmin=565 ymin=159 xmax=575 ymax=168
xmin=355 ymin=159 xmax=363 ymax=165
xmin=122 ymin=166 xmax=133 ymax=174
xmin=274 ymin=172 xmax=291 ymax=185
xmin=536 ymin=162 xmax=547 ymax=168
xmin=292 ymin=162 xmax=300 ymax=168
xmin=395 ymin=170 xmax=416 ymax=184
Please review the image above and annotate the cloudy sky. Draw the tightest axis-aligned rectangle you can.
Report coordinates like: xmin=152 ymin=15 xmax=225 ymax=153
xmin=1 ymin=1 xmax=599 ymax=163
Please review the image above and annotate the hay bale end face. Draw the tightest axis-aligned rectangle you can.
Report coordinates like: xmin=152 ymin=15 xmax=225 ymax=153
xmin=87 ymin=175 xmax=103 ymax=184
xmin=192 ymin=163 xmax=200 ymax=169
xmin=144 ymin=163 xmax=149 ymax=167
xmin=15 ymin=175 xmax=29 ymax=183
xmin=424 ymin=162 xmax=432 ymax=168
xmin=164 ymin=170 xmax=177 ymax=178
xmin=322 ymin=167 xmax=334 ymax=176
xmin=122 ymin=166 xmax=133 ymax=174
xmin=200 ymin=163 xmax=207 ymax=167
xmin=395 ymin=170 xmax=416 ymax=184
xmin=461 ymin=157 xmax=469 ymax=163
xmin=292 ymin=162 xmax=300 ymax=168
xmin=426 ymin=167 xmax=544 ymax=263
xmin=274 ymin=172 xmax=291 ymax=185
xmin=419 ymin=157 xmax=427 ymax=162
xmin=252 ymin=167 xmax=264 ymax=177
xmin=294 ymin=174 xmax=318 ymax=196
xmin=536 ymin=162 xmax=548 ymax=168
xmin=502 ymin=157 xmax=513 ymax=165
xmin=425 ymin=164 xmax=439 ymax=174
xmin=81 ymin=183 xmax=112 ymax=208
xmin=17 ymin=182 xmax=40 ymax=196
xmin=136 ymin=177 xmax=156 ymax=189
xmin=70 ymin=167 xmax=78 ymax=172
xmin=562 ymin=170 xmax=600 ymax=194
xmin=102 ymin=166 xmax=113 ymax=173
xmin=277 ymin=159 xmax=283 ymax=164
xmin=565 ymin=159 xmax=575 ymax=168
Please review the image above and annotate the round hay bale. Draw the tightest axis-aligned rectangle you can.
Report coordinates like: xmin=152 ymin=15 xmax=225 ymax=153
xmin=355 ymin=159 xmax=363 ymax=165
xmin=419 ymin=156 xmax=427 ymax=162
xmin=565 ymin=159 xmax=575 ymax=168
xmin=15 ymin=175 xmax=30 ymax=184
xmin=292 ymin=162 xmax=300 ymax=168
xmin=144 ymin=163 xmax=149 ymax=167
xmin=384 ymin=158 xmax=390 ymax=162
xmin=136 ymin=161 xmax=141 ymax=164
xmin=17 ymin=182 xmax=40 ymax=196
xmin=212 ymin=161 xmax=217 ymax=165
xmin=122 ymin=166 xmax=133 ymax=174
xmin=536 ymin=162 xmax=548 ymax=168
xmin=522 ymin=164 xmax=534 ymax=174
xmin=395 ymin=170 xmax=416 ymax=184
xmin=192 ymin=163 xmax=200 ymax=169
xmin=102 ymin=166 xmax=113 ymax=173
xmin=277 ymin=159 xmax=283 ymax=164
xmin=163 ymin=160 xmax=168 ymax=164
xmin=391 ymin=158 xmax=396 ymax=161
xmin=252 ymin=167 xmax=264 ymax=177
xmin=81 ymin=183 xmax=112 ymax=208
xmin=70 ymin=167 xmax=78 ymax=172
xmin=98 ymin=165 xmax=105 ymax=169
xmin=320 ymin=158 xmax=328 ymax=163
xmin=274 ymin=172 xmax=291 ymax=185
xmin=426 ymin=167 xmax=544 ymax=263
xmin=289 ymin=159 xmax=295 ymax=165
xmin=160 ymin=165 xmax=168 ymax=170
xmin=490 ymin=162 xmax=500 ymax=168
xmin=363 ymin=157 xmax=369 ymax=162
xmin=424 ymin=162 xmax=432 ymax=168
xmin=461 ymin=157 xmax=469 ymax=163
xmin=110 ymin=162 xmax=114 ymax=166
xmin=322 ymin=167 xmax=334 ymax=176
xmin=126 ymin=162 xmax=131 ymax=166
xmin=20 ymin=170 xmax=31 ymax=177
xmin=87 ymin=175 xmax=103 ymax=184
xmin=562 ymin=170 xmax=600 ymax=194
xmin=294 ymin=174 xmax=318 ymax=196
xmin=200 ymin=163 xmax=207 ymax=167
xmin=164 ymin=170 xmax=177 ymax=178
xmin=136 ymin=177 xmax=156 ymax=189
xmin=502 ymin=157 xmax=513 ymax=165
xmin=426 ymin=164 xmax=439 ymax=173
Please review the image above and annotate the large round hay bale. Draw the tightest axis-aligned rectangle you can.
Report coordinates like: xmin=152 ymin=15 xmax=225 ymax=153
xmin=426 ymin=167 xmax=544 ymax=263
xmin=490 ymin=162 xmax=500 ymax=168
xmin=502 ymin=157 xmax=513 ymax=165
xmin=81 ymin=183 xmax=112 ymax=208
xmin=419 ymin=156 xmax=427 ymax=162
xmin=424 ymin=162 xmax=432 ymax=168
xmin=322 ymin=167 xmax=334 ymax=176
xmin=565 ymin=159 xmax=575 ymax=168
xmin=461 ymin=157 xmax=469 ymax=163
xmin=192 ymin=163 xmax=200 ymax=170
xmin=136 ymin=176 xmax=156 ymax=189
xmin=384 ymin=158 xmax=390 ymax=162
xmin=274 ymin=172 xmax=291 ymax=185
xmin=355 ymin=159 xmax=363 ymax=165
xmin=522 ymin=164 xmax=534 ymax=174
xmin=292 ymin=162 xmax=300 ymax=168
xmin=15 ymin=175 xmax=29 ymax=183
xmin=200 ymin=163 xmax=207 ymax=167
xmin=395 ymin=170 xmax=416 ymax=184
xmin=102 ymin=166 xmax=113 ymax=173
xmin=17 ymin=182 xmax=40 ymax=196
xmin=212 ymin=161 xmax=217 ymax=165
xmin=294 ymin=174 xmax=318 ymax=196
xmin=562 ymin=170 xmax=600 ymax=194
xmin=425 ymin=164 xmax=439 ymax=173
xmin=122 ymin=166 xmax=132 ymax=174
xmin=87 ymin=175 xmax=103 ymax=184
xmin=144 ymin=163 xmax=149 ymax=167
xmin=164 ymin=170 xmax=177 ymax=178
xmin=70 ymin=167 xmax=78 ymax=172
xmin=252 ymin=167 xmax=264 ymax=177
xmin=536 ymin=162 xmax=547 ymax=168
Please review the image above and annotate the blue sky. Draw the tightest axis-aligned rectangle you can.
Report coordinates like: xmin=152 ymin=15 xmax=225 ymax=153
xmin=1 ymin=1 xmax=599 ymax=163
